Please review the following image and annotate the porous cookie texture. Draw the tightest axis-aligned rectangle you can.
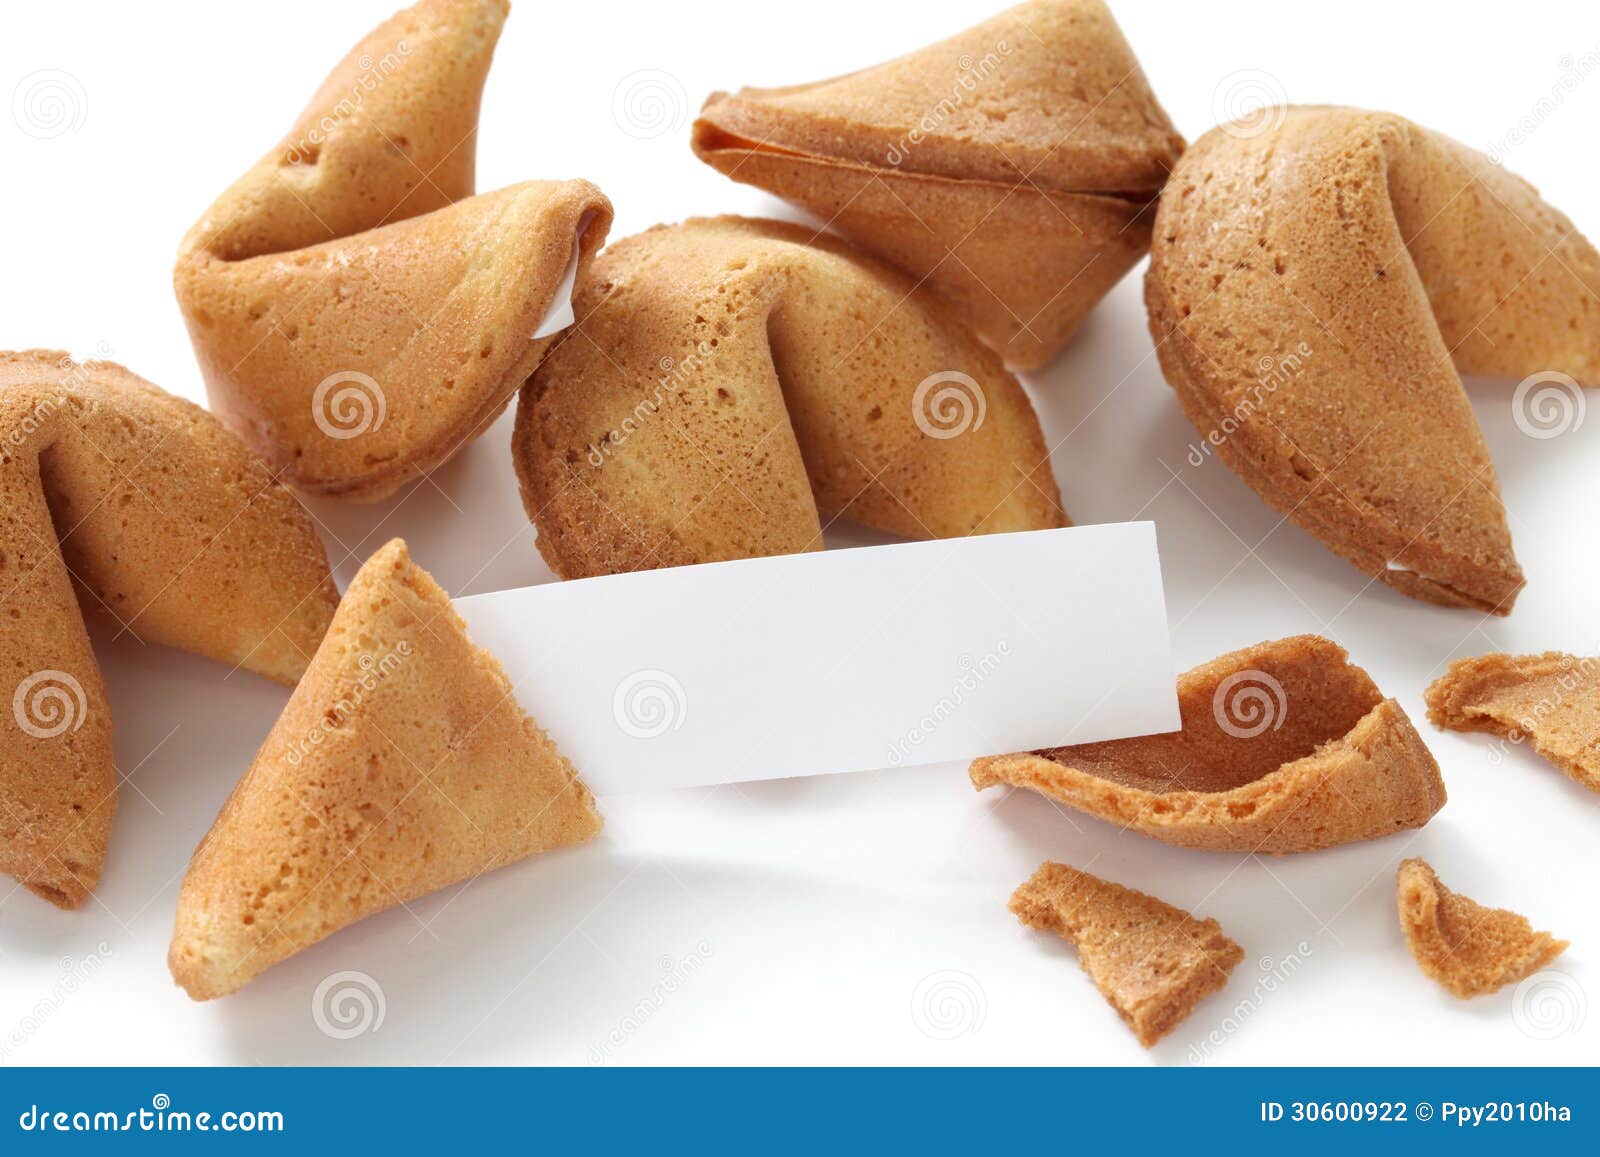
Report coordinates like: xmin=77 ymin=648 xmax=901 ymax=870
xmin=693 ymin=0 xmax=1183 ymax=369
xmin=515 ymin=216 xmax=1067 ymax=579
xmin=1010 ymin=861 xmax=1243 ymax=1047
xmin=1396 ymin=858 xmax=1567 ymax=998
xmin=1148 ymin=108 xmax=1600 ymax=613
xmin=1425 ymin=652 xmax=1600 ymax=794
xmin=0 ymin=351 xmax=337 ymax=908
xmin=168 ymin=539 xmax=601 ymax=999
xmin=174 ymin=0 xmax=612 ymax=500
xmin=972 ymin=635 xmax=1445 ymax=853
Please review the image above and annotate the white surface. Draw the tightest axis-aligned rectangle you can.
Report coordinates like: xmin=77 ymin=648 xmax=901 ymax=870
xmin=1 ymin=0 xmax=1597 ymax=1066
xmin=457 ymin=525 xmax=1176 ymax=793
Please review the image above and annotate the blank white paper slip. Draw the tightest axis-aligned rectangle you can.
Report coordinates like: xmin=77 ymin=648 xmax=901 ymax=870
xmin=454 ymin=522 xmax=1179 ymax=793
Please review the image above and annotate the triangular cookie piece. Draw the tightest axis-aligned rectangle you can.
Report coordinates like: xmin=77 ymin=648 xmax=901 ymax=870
xmin=169 ymin=539 xmax=601 ymax=998
xmin=1011 ymin=862 xmax=1243 ymax=1047
xmin=1396 ymin=858 xmax=1566 ymax=998
xmin=1426 ymin=652 xmax=1600 ymax=794
xmin=694 ymin=0 xmax=1183 ymax=369
xmin=175 ymin=0 xmax=612 ymax=499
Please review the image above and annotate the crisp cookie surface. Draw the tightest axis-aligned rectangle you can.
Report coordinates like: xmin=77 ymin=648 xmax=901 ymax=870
xmin=168 ymin=538 xmax=601 ymax=1000
xmin=1011 ymin=861 xmax=1244 ymax=1047
xmin=972 ymin=634 xmax=1445 ymax=853
xmin=693 ymin=0 xmax=1183 ymax=368
xmin=1426 ymin=652 xmax=1600 ymax=794
xmin=1396 ymin=858 xmax=1567 ymax=998
xmin=515 ymin=215 xmax=1066 ymax=579
xmin=0 ymin=351 xmax=336 ymax=909
xmin=1147 ymin=107 xmax=1600 ymax=613
xmin=174 ymin=0 xmax=613 ymax=500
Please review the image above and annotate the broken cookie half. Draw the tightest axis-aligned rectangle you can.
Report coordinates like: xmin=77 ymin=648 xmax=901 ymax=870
xmin=168 ymin=539 xmax=601 ymax=999
xmin=1426 ymin=652 xmax=1600 ymax=794
xmin=973 ymin=635 xmax=1444 ymax=854
xmin=174 ymin=0 xmax=612 ymax=500
xmin=693 ymin=0 xmax=1183 ymax=370
xmin=1011 ymin=862 xmax=1243 ymax=1047
xmin=1396 ymin=858 xmax=1567 ymax=998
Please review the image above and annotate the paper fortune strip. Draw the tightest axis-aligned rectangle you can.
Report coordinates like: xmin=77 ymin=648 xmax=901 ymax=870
xmin=454 ymin=522 xmax=1178 ymax=793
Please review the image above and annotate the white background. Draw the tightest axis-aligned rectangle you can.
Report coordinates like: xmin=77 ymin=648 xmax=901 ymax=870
xmin=1 ymin=0 xmax=1596 ymax=1065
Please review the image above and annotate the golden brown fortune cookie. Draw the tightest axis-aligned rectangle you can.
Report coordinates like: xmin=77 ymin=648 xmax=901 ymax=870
xmin=693 ymin=0 xmax=1184 ymax=370
xmin=0 ymin=351 xmax=337 ymax=909
xmin=1148 ymin=107 xmax=1600 ymax=614
xmin=513 ymin=216 xmax=1068 ymax=579
xmin=169 ymin=539 xmax=601 ymax=999
xmin=174 ymin=0 xmax=612 ymax=500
